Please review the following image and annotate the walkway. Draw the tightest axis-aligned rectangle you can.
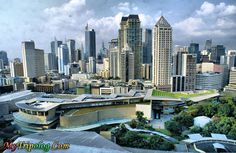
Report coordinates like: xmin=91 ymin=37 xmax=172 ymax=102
xmin=57 ymin=118 xmax=131 ymax=131
xmin=124 ymin=124 xmax=178 ymax=143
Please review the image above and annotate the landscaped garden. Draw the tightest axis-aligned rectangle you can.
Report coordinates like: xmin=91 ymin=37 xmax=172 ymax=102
xmin=164 ymin=93 xmax=236 ymax=140
xmin=152 ymin=89 xmax=216 ymax=99
xmin=111 ymin=111 xmax=175 ymax=151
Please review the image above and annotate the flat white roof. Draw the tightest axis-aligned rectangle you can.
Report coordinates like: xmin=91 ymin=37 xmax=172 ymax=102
xmin=188 ymin=134 xmax=203 ymax=140
xmin=211 ymin=133 xmax=228 ymax=140
xmin=0 ymin=90 xmax=33 ymax=102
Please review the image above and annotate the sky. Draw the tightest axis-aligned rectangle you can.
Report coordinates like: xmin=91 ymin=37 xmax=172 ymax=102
xmin=0 ymin=0 xmax=236 ymax=60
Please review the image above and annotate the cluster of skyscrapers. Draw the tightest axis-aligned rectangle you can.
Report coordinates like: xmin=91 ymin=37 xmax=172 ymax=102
xmin=0 ymin=14 xmax=236 ymax=94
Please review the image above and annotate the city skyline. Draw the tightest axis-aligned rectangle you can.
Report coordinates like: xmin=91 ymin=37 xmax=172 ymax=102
xmin=1 ymin=0 xmax=236 ymax=59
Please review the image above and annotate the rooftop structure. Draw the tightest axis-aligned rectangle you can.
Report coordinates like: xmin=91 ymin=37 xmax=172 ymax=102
xmin=3 ymin=130 xmax=129 ymax=153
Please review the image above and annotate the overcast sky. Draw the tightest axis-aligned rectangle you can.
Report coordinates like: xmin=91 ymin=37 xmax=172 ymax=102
xmin=1 ymin=0 xmax=236 ymax=59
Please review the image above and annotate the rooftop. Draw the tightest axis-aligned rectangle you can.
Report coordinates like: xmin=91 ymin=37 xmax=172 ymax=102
xmin=4 ymin=130 xmax=129 ymax=153
xmin=155 ymin=16 xmax=171 ymax=27
xmin=0 ymin=90 xmax=33 ymax=102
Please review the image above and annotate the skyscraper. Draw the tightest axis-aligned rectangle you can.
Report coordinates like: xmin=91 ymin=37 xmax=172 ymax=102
xmin=142 ymin=29 xmax=152 ymax=64
xmin=182 ymin=54 xmax=197 ymax=91
xmin=85 ymin=24 xmax=96 ymax=61
xmin=189 ymin=43 xmax=200 ymax=63
xmin=10 ymin=59 xmax=23 ymax=77
xmin=109 ymin=47 xmax=119 ymax=78
xmin=67 ymin=39 xmax=76 ymax=63
xmin=152 ymin=16 xmax=172 ymax=91
xmin=0 ymin=51 xmax=8 ymax=66
xmin=44 ymin=53 xmax=53 ymax=71
xmin=88 ymin=57 xmax=96 ymax=74
xmin=118 ymin=15 xmax=142 ymax=79
xmin=172 ymin=46 xmax=189 ymax=75
xmin=204 ymin=39 xmax=212 ymax=51
xmin=120 ymin=45 xmax=134 ymax=82
xmin=210 ymin=45 xmax=226 ymax=64
xmin=51 ymin=39 xmax=62 ymax=70
xmin=58 ymin=44 xmax=69 ymax=74
xmin=22 ymin=41 xmax=45 ymax=79
xmin=109 ymin=38 xmax=119 ymax=78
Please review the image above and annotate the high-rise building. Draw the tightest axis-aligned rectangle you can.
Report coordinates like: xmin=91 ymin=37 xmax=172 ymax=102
xmin=109 ymin=47 xmax=119 ymax=78
xmin=226 ymin=50 xmax=236 ymax=70
xmin=88 ymin=57 xmax=96 ymax=74
xmin=97 ymin=42 xmax=108 ymax=64
xmin=51 ymin=39 xmax=62 ymax=70
xmin=204 ymin=39 xmax=212 ymax=51
xmin=172 ymin=46 xmax=188 ymax=75
xmin=44 ymin=53 xmax=53 ymax=71
xmin=210 ymin=45 xmax=225 ymax=64
xmin=67 ymin=39 xmax=76 ymax=63
xmin=182 ymin=54 xmax=197 ymax=91
xmin=142 ymin=29 xmax=152 ymax=64
xmin=0 ymin=51 xmax=8 ymax=66
xmin=0 ymin=59 xmax=4 ymax=70
xmin=152 ymin=16 xmax=172 ymax=91
xmin=85 ymin=24 xmax=96 ymax=61
xmin=58 ymin=44 xmax=69 ymax=74
xmin=22 ymin=41 xmax=45 ymax=79
xmin=172 ymin=46 xmax=196 ymax=91
xmin=10 ymin=59 xmax=23 ymax=77
xmin=120 ymin=45 xmax=134 ymax=82
xmin=189 ymin=43 xmax=200 ymax=63
xmin=75 ymin=49 xmax=82 ymax=62
xmin=141 ymin=64 xmax=151 ymax=80
xmin=118 ymin=15 xmax=142 ymax=79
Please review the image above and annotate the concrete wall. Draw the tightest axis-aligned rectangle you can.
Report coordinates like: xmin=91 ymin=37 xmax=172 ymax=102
xmin=60 ymin=107 xmax=136 ymax=128
xmin=136 ymin=104 xmax=152 ymax=120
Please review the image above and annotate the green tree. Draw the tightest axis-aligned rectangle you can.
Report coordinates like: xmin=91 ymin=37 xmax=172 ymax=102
xmin=218 ymin=104 xmax=233 ymax=117
xmin=165 ymin=121 xmax=182 ymax=135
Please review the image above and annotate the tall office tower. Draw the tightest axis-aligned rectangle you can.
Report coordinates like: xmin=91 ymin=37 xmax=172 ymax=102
xmin=182 ymin=54 xmax=197 ymax=91
xmin=142 ymin=29 xmax=152 ymax=64
xmin=10 ymin=59 xmax=24 ymax=77
xmin=152 ymin=16 xmax=172 ymax=91
xmin=66 ymin=39 xmax=76 ymax=63
xmin=0 ymin=59 xmax=4 ymax=70
xmin=229 ymin=67 xmax=236 ymax=85
xmin=88 ymin=57 xmax=96 ymax=73
xmin=51 ymin=39 xmax=62 ymax=70
xmin=44 ymin=53 xmax=53 ymax=71
xmin=118 ymin=15 xmax=142 ymax=79
xmin=58 ymin=44 xmax=69 ymax=74
xmin=210 ymin=45 xmax=225 ymax=64
xmin=0 ymin=51 xmax=8 ymax=66
xmin=97 ymin=42 xmax=108 ymax=64
xmin=22 ymin=41 xmax=45 ymax=79
xmin=204 ymin=39 xmax=212 ymax=51
xmin=189 ymin=43 xmax=200 ymax=63
xmin=120 ymin=45 xmax=134 ymax=82
xmin=85 ymin=24 xmax=96 ymax=61
xmin=172 ymin=46 xmax=189 ymax=75
xmin=109 ymin=47 xmax=119 ymax=78
xmin=141 ymin=64 xmax=151 ymax=80
xmin=226 ymin=50 xmax=236 ymax=69
xmin=75 ymin=49 xmax=82 ymax=62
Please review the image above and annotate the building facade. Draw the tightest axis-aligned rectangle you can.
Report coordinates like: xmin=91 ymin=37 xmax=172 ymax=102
xmin=58 ymin=44 xmax=69 ymax=74
xmin=118 ymin=15 xmax=142 ymax=79
xmin=22 ymin=41 xmax=45 ymax=79
xmin=120 ymin=45 xmax=134 ymax=82
xmin=152 ymin=16 xmax=172 ymax=91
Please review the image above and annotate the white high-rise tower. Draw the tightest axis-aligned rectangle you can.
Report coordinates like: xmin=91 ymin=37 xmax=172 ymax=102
xmin=152 ymin=16 xmax=172 ymax=91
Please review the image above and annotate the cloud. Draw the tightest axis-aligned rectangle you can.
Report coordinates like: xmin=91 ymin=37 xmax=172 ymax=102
xmin=196 ymin=1 xmax=236 ymax=16
xmin=174 ymin=1 xmax=236 ymax=39
xmin=113 ymin=2 xmax=139 ymax=13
